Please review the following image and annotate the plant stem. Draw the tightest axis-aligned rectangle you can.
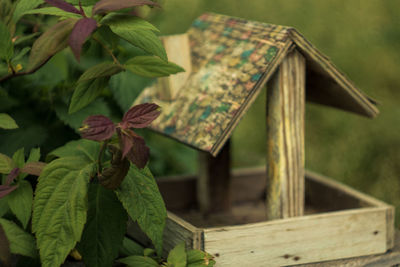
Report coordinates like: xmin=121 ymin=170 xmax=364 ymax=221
xmin=98 ymin=140 xmax=110 ymax=175
xmin=92 ymin=36 xmax=122 ymax=67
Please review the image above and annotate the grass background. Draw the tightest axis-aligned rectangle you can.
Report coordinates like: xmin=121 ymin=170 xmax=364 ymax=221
xmin=144 ymin=0 xmax=400 ymax=223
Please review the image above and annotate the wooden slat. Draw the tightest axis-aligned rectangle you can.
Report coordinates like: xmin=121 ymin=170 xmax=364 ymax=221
xmin=296 ymin=231 xmax=400 ymax=267
xmin=265 ymin=49 xmax=306 ymax=219
xmin=204 ymin=207 xmax=387 ymax=266
xmin=158 ymin=33 xmax=192 ymax=101
xmin=305 ymin=170 xmax=390 ymax=209
xmin=163 ymin=212 xmax=202 ymax=253
xmin=127 ymin=212 xmax=202 ymax=256
xmin=198 ymin=140 xmax=231 ymax=214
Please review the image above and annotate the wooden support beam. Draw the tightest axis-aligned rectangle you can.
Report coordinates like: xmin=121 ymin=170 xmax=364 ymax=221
xmin=197 ymin=140 xmax=231 ymax=214
xmin=158 ymin=33 xmax=192 ymax=101
xmin=265 ymin=49 xmax=306 ymax=220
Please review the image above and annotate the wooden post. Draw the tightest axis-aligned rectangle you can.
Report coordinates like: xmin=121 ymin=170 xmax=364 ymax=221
xmin=197 ymin=140 xmax=231 ymax=214
xmin=158 ymin=33 xmax=192 ymax=101
xmin=265 ymin=49 xmax=305 ymax=220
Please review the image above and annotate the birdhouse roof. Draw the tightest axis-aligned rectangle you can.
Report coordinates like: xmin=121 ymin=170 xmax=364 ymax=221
xmin=134 ymin=13 xmax=378 ymax=156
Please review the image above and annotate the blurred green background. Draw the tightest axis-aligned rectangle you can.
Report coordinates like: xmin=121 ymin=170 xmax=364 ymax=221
xmin=146 ymin=0 xmax=400 ymax=222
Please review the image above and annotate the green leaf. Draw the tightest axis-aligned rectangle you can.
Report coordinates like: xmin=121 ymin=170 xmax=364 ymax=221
xmin=187 ymin=250 xmax=215 ymax=267
xmin=23 ymin=6 xmax=82 ymax=18
xmin=11 ymin=47 xmax=30 ymax=64
xmin=0 ymin=153 xmax=13 ymax=174
xmin=69 ymin=77 xmax=111 ymax=114
xmin=120 ymin=237 xmax=144 ymax=257
xmin=109 ymin=71 xmax=153 ymax=112
xmin=0 ymin=21 xmax=14 ymax=61
xmin=78 ymin=183 xmax=128 ymax=267
xmin=48 ymin=139 xmax=99 ymax=161
xmin=27 ymin=147 xmax=40 ymax=163
xmin=125 ymin=56 xmax=184 ymax=78
xmin=55 ymin=99 xmax=112 ymax=131
xmin=19 ymin=147 xmax=41 ymax=179
xmin=118 ymin=255 xmax=159 ymax=267
xmin=167 ymin=242 xmax=186 ymax=267
xmin=0 ymin=113 xmax=18 ymax=129
xmin=95 ymin=25 xmax=120 ymax=50
xmin=78 ymin=62 xmax=124 ymax=82
xmin=28 ymin=18 xmax=76 ymax=71
xmin=105 ymin=15 xmax=167 ymax=61
xmin=14 ymin=32 xmax=41 ymax=46
xmin=116 ymin=165 xmax=166 ymax=256
xmin=12 ymin=147 xmax=25 ymax=169
xmin=8 ymin=181 xmax=33 ymax=229
xmin=0 ymin=218 xmax=38 ymax=258
xmin=101 ymin=14 xmax=159 ymax=33
xmin=0 ymin=125 xmax=47 ymax=157
xmin=12 ymin=0 xmax=44 ymax=23
xmin=32 ymin=155 xmax=96 ymax=267
xmin=0 ymin=197 xmax=9 ymax=217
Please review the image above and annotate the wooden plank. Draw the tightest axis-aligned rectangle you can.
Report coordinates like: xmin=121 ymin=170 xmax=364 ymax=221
xmin=203 ymin=207 xmax=387 ymax=266
xmin=296 ymin=231 xmax=400 ymax=266
xmin=156 ymin=167 xmax=387 ymax=212
xmin=127 ymin=212 xmax=202 ymax=256
xmin=158 ymin=33 xmax=192 ymax=101
xmin=163 ymin=212 xmax=202 ymax=253
xmin=198 ymin=140 xmax=231 ymax=214
xmin=386 ymin=205 xmax=395 ymax=250
xmin=266 ymin=49 xmax=306 ymax=219
xmin=305 ymin=170 xmax=389 ymax=209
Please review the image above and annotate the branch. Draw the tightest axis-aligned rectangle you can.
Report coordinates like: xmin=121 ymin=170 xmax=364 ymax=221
xmin=0 ymin=57 xmax=51 ymax=83
xmin=92 ymin=36 xmax=122 ymax=67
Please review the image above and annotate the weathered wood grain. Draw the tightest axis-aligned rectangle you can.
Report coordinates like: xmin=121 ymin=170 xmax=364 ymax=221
xmin=296 ymin=231 xmax=400 ymax=267
xmin=204 ymin=207 xmax=387 ymax=267
xmin=198 ymin=140 xmax=231 ymax=214
xmin=266 ymin=49 xmax=306 ymax=220
xmin=126 ymin=212 xmax=202 ymax=256
xmin=152 ymin=168 xmax=395 ymax=265
xmin=158 ymin=33 xmax=192 ymax=101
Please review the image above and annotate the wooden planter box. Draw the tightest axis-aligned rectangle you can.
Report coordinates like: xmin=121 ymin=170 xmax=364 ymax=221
xmin=128 ymin=168 xmax=394 ymax=266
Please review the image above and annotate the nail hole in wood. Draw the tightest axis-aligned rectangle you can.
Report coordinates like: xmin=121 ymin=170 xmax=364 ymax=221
xmin=294 ymin=256 xmax=300 ymax=261
xmin=215 ymin=253 xmax=220 ymax=257
xmin=283 ymin=254 xmax=290 ymax=259
xmin=374 ymin=230 xmax=379 ymax=235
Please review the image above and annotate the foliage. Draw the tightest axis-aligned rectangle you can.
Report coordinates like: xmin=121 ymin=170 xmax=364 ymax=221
xmin=118 ymin=241 xmax=215 ymax=267
xmin=0 ymin=0 xmax=211 ymax=266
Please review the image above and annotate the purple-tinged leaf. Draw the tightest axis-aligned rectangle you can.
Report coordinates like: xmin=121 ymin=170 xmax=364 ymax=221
xmin=0 ymin=185 xmax=18 ymax=199
xmin=117 ymin=128 xmax=134 ymax=159
xmin=93 ymin=0 xmax=160 ymax=15
xmin=5 ymin=168 xmax=20 ymax=185
xmin=120 ymin=103 xmax=161 ymax=129
xmin=80 ymin=115 xmax=116 ymax=141
xmin=126 ymin=135 xmax=149 ymax=169
xmin=98 ymin=145 xmax=130 ymax=190
xmin=69 ymin=18 xmax=98 ymax=61
xmin=45 ymin=0 xmax=82 ymax=15
xmin=21 ymin=162 xmax=47 ymax=177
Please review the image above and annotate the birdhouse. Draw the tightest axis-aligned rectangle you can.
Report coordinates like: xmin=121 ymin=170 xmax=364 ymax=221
xmin=129 ymin=13 xmax=395 ymax=266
